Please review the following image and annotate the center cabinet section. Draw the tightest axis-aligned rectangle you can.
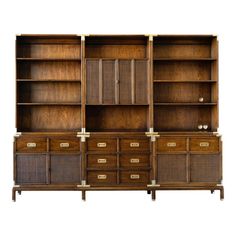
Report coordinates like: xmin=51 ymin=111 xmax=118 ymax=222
xmin=85 ymin=135 xmax=151 ymax=186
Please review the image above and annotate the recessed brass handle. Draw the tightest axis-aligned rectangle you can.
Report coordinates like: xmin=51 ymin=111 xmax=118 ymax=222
xmin=97 ymin=142 xmax=107 ymax=147
xmin=200 ymin=142 xmax=209 ymax=147
xmin=130 ymin=174 xmax=140 ymax=179
xmin=97 ymin=174 xmax=107 ymax=180
xmin=130 ymin=158 xmax=140 ymax=163
xmin=130 ymin=142 xmax=140 ymax=147
xmin=60 ymin=142 xmax=70 ymax=148
xmin=27 ymin=142 xmax=36 ymax=148
xmin=167 ymin=142 xmax=176 ymax=147
xmin=97 ymin=159 xmax=107 ymax=164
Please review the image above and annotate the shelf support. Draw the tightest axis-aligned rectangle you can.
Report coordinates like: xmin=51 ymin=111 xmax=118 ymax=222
xmin=77 ymin=128 xmax=90 ymax=142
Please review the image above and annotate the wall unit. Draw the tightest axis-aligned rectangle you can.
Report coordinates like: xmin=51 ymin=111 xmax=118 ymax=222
xmin=13 ymin=35 xmax=223 ymax=201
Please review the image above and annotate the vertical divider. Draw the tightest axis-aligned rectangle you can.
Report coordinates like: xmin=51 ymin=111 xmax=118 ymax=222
xmin=186 ymin=137 xmax=190 ymax=183
xmin=115 ymin=59 xmax=120 ymax=104
xmin=117 ymin=137 xmax=120 ymax=184
xmin=131 ymin=59 xmax=135 ymax=104
xmin=13 ymin=138 xmax=17 ymax=183
xmin=46 ymin=137 xmax=50 ymax=184
xmin=99 ymin=59 xmax=103 ymax=104
xmin=152 ymin=138 xmax=157 ymax=183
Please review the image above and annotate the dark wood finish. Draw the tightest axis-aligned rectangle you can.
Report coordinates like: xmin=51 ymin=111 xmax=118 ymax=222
xmin=13 ymin=35 xmax=223 ymax=201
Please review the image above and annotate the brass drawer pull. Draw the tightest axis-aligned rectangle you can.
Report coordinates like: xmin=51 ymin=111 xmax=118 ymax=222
xmin=167 ymin=142 xmax=176 ymax=147
xmin=130 ymin=174 xmax=140 ymax=179
xmin=200 ymin=142 xmax=209 ymax=147
xmin=97 ymin=174 xmax=107 ymax=180
xmin=130 ymin=142 xmax=140 ymax=147
xmin=130 ymin=158 xmax=140 ymax=163
xmin=27 ymin=142 xmax=36 ymax=148
xmin=60 ymin=142 xmax=70 ymax=148
xmin=97 ymin=159 xmax=107 ymax=164
xmin=97 ymin=142 xmax=107 ymax=148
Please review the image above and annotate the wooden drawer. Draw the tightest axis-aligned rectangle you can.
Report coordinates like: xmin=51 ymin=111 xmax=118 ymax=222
xmin=120 ymin=139 xmax=149 ymax=152
xmin=120 ymin=171 xmax=149 ymax=184
xmin=190 ymin=138 xmax=219 ymax=152
xmin=87 ymin=139 xmax=117 ymax=152
xmin=120 ymin=154 xmax=149 ymax=168
xmin=87 ymin=155 xmax=117 ymax=168
xmin=87 ymin=171 xmax=117 ymax=185
xmin=50 ymin=138 xmax=80 ymax=152
xmin=157 ymin=137 xmax=186 ymax=152
xmin=16 ymin=138 xmax=47 ymax=153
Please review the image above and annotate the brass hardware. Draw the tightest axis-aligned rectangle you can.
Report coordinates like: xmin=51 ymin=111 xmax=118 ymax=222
xmin=130 ymin=142 xmax=139 ymax=147
xmin=27 ymin=142 xmax=36 ymax=148
xmin=203 ymin=125 xmax=208 ymax=130
xmin=199 ymin=97 xmax=204 ymax=102
xmin=97 ymin=158 xmax=107 ymax=164
xmin=198 ymin=125 xmax=203 ymax=130
xmin=130 ymin=174 xmax=140 ymax=179
xmin=97 ymin=174 xmax=107 ymax=180
xmin=200 ymin=142 xmax=209 ymax=147
xmin=97 ymin=142 xmax=107 ymax=147
xmin=213 ymin=132 xmax=221 ymax=137
xmin=167 ymin=142 xmax=176 ymax=147
xmin=77 ymin=180 xmax=90 ymax=188
xmin=77 ymin=128 xmax=90 ymax=142
xmin=130 ymin=158 xmax=140 ymax=163
xmin=145 ymin=129 xmax=160 ymax=142
xmin=15 ymin=132 xmax=22 ymax=137
xmin=60 ymin=142 xmax=70 ymax=148
xmin=115 ymin=79 xmax=119 ymax=84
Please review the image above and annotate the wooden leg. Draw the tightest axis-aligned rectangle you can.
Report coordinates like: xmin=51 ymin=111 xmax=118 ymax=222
xmin=18 ymin=190 xmax=22 ymax=195
xmin=220 ymin=187 xmax=224 ymax=200
xmin=151 ymin=190 xmax=156 ymax=201
xmin=82 ymin=190 xmax=86 ymax=201
xmin=210 ymin=190 xmax=214 ymax=194
xmin=147 ymin=190 xmax=151 ymax=194
xmin=12 ymin=189 xmax=16 ymax=202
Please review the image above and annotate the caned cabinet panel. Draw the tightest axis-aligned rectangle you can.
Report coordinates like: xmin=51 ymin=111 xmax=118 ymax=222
xmin=190 ymin=137 xmax=219 ymax=152
xmin=16 ymin=154 xmax=47 ymax=184
xmin=16 ymin=138 xmax=47 ymax=153
xmin=157 ymin=137 xmax=186 ymax=152
xmin=86 ymin=59 xmax=148 ymax=104
xmin=50 ymin=155 xmax=81 ymax=184
xmin=87 ymin=155 xmax=117 ymax=168
xmin=50 ymin=138 xmax=80 ymax=152
xmin=190 ymin=154 xmax=221 ymax=182
xmin=87 ymin=138 xmax=117 ymax=152
xmin=157 ymin=154 xmax=187 ymax=183
xmin=87 ymin=171 xmax=117 ymax=185
xmin=120 ymin=171 xmax=149 ymax=184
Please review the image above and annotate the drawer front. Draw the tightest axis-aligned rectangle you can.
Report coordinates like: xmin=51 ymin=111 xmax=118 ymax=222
xmin=190 ymin=138 xmax=219 ymax=152
xmin=87 ymin=139 xmax=117 ymax=152
xmin=120 ymin=139 xmax=149 ymax=152
xmin=87 ymin=171 xmax=117 ymax=185
xmin=16 ymin=138 xmax=47 ymax=153
xmin=50 ymin=138 xmax=80 ymax=152
xmin=120 ymin=171 xmax=149 ymax=184
xmin=157 ymin=137 xmax=186 ymax=152
xmin=120 ymin=154 xmax=149 ymax=168
xmin=87 ymin=155 xmax=117 ymax=168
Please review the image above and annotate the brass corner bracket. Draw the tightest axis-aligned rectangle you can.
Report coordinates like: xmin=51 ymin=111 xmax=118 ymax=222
xmin=77 ymin=128 xmax=90 ymax=142
xmin=145 ymin=128 xmax=160 ymax=142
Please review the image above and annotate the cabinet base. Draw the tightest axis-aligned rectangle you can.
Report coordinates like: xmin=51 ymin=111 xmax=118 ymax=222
xmin=12 ymin=184 xmax=224 ymax=201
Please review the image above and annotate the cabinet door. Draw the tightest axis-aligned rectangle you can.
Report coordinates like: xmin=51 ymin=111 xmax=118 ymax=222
xmin=157 ymin=154 xmax=187 ymax=183
xmin=190 ymin=154 xmax=221 ymax=183
xmin=16 ymin=154 xmax=47 ymax=184
xmin=50 ymin=155 xmax=81 ymax=184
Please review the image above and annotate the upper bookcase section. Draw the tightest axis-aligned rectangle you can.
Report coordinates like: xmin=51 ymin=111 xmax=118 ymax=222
xmin=16 ymin=35 xmax=81 ymax=60
xmin=85 ymin=35 xmax=148 ymax=59
xmin=153 ymin=35 xmax=217 ymax=60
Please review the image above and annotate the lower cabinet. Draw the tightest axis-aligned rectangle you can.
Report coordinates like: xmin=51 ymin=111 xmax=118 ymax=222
xmin=16 ymin=154 xmax=47 ymax=184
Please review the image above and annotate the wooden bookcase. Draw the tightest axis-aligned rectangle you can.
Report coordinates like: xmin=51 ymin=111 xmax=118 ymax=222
xmin=13 ymin=35 xmax=223 ymax=201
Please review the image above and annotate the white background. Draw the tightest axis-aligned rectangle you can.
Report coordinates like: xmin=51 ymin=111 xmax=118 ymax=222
xmin=0 ymin=0 xmax=235 ymax=235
